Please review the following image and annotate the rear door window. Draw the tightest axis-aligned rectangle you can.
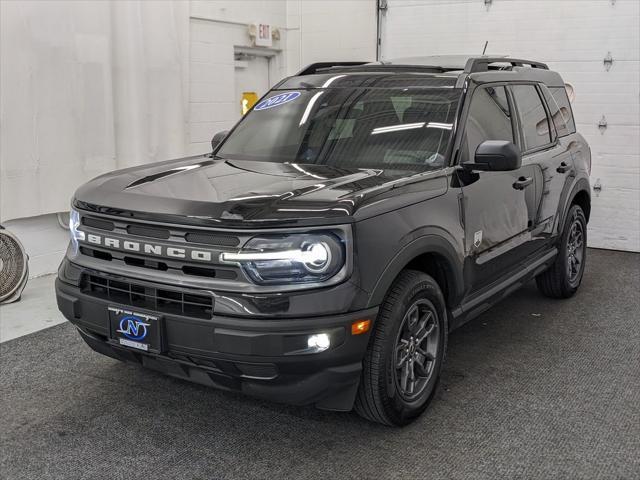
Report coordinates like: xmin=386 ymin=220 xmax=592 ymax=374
xmin=511 ymin=85 xmax=552 ymax=151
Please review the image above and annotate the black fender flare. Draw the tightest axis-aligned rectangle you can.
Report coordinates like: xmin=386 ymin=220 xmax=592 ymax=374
xmin=367 ymin=232 xmax=464 ymax=309
xmin=559 ymin=177 xmax=591 ymax=229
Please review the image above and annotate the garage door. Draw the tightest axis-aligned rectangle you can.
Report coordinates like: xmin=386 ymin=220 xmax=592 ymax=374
xmin=380 ymin=0 xmax=640 ymax=252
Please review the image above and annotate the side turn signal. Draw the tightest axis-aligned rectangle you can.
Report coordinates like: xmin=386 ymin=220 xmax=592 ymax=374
xmin=351 ymin=319 xmax=371 ymax=335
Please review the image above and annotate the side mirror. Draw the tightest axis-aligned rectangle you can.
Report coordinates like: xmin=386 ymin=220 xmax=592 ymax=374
xmin=469 ymin=140 xmax=521 ymax=171
xmin=211 ymin=130 xmax=229 ymax=154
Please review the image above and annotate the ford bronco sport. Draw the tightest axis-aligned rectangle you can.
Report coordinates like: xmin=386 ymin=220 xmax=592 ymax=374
xmin=56 ymin=55 xmax=591 ymax=426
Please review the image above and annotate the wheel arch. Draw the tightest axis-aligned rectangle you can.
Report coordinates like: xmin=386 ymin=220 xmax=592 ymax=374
xmin=367 ymin=234 xmax=464 ymax=311
xmin=571 ymin=188 xmax=591 ymax=223
xmin=559 ymin=178 xmax=591 ymax=230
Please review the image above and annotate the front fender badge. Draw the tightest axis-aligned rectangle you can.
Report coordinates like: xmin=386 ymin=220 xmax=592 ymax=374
xmin=474 ymin=230 xmax=483 ymax=249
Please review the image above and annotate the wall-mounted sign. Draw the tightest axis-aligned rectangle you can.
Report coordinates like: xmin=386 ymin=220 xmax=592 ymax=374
xmin=253 ymin=23 xmax=272 ymax=47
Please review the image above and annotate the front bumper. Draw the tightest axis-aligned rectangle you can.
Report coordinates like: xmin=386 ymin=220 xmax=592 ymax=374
xmin=55 ymin=274 xmax=378 ymax=411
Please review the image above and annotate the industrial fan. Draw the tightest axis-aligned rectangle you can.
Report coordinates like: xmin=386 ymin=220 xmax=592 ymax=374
xmin=0 ymin=225 xmax=28 ymax=304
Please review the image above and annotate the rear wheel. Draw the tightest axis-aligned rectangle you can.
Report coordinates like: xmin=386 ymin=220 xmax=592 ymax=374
xmin=355 ymin=270 xmax=447 ymax=426
xmin=536 ymin=204 xmax=587 ymax=298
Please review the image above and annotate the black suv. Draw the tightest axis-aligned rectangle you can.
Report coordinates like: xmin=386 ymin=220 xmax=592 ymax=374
xmin=56 ymin=56 xmax=591 ymax=426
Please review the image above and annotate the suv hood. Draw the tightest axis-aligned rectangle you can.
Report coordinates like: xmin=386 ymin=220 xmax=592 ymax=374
xmin=74 ymin=156 xmax=447 ymax=227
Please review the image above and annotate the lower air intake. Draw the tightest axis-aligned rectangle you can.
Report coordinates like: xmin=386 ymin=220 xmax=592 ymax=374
xmin=82 ymin=274 xmax=214 ymax=319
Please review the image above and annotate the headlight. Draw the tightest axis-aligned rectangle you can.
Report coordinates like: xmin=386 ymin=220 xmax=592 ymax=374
xmin=220 ymin=232 xmax=346 ymax=285
xmin=69 ymin=208 xmax=85 ymax=254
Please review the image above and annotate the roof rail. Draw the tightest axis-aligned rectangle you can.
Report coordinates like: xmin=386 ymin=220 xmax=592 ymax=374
xmin=295 ymin=62 xmax=369 ymax=76
xmin=464 ymin=57 xmax=549 ymax=73
xmin=317 ymin=64 xmax=450 ymax=74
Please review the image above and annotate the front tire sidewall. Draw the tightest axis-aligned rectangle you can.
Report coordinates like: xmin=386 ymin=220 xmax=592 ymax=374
xmin=383 ymin=278 xmax=447 ymax=423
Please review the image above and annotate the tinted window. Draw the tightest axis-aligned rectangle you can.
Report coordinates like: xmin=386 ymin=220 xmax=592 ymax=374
xmin=511 ymin=85 xmax=552 ymax=151
xmin=549 ymin=86 xmax=576 ymax=135
xmin=218 ymin=88 xmax=461 ymax=172
xmin=461 ymin=86 xmax=513 ymax=162
xmin=540 ymin=85 xmax=569 ymax=137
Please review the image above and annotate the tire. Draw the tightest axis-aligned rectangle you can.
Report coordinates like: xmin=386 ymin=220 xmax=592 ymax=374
xmin=536 ymin=204 xmax=587 ymax=299
xmin=354 ymin=270 xmax=447 ymax=426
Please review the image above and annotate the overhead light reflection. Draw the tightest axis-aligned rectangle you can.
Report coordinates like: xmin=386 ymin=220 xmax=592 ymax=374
xmin=290 ymin=163 xmax=327 ymax=179
xmin=216 ymin=295 xmax=256 ymax=315
xmin=427 ymin=122 xmax=453 ymax=130
xmin=371 ymin=122 xmax=425 ymax=135
xmin=299 ymin=91 xmax=324 ymax=126
xmin=321 ymin=75 xmax=347 ymax=88
xmin=278 ymin=207 xmax=352 ymax=215
xmin=171 ymin=164 xmax=201 ymax=172
xmin=370 ymin=122 xmax=454 ymax=136
xmin=228 ymin=194 xmax=281 ymax=201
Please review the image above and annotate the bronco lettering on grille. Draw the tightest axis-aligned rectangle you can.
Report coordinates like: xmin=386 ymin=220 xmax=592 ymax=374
xmin=84 ymin=233 xmax=213 ymax=262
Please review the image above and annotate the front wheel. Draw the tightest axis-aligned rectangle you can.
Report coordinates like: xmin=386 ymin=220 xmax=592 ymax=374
xmin=536 ymin=204 xmax=587 ymax=298
xmin=354 ymin=270 xmax=447 ymax=426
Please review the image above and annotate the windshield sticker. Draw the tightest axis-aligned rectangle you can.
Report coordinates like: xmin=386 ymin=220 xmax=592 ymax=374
xmin=254 ymin=92 xmax=301 ymax=111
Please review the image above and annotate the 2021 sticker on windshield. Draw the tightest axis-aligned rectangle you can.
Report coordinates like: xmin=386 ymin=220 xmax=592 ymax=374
xmin=254 ymin=91 xmax=301 ymax=111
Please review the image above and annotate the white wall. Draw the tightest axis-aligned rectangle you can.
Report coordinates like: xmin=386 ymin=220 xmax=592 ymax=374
xmin=1 ymin=1 xmax=114 ymax=222
xmin=286 ymin=0 xmax=377 ymax=67
xmin=381 ymin=0 xmax=640 ymax=252
xmin=0 ymin=0 xmax=190 ymax=223
xmin=1 ymin=0 xmax=377 ymax=277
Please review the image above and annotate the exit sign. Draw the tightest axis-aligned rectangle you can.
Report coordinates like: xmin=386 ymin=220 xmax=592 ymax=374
xmin=255 ymin=23 xmax=272 ymax=47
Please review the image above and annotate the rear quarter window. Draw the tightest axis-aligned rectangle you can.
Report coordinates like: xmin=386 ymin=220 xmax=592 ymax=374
xmin=549 ymin=86 xmax=576 ymax=135
xmin=539 ymin=85 xmax=568 ymax=137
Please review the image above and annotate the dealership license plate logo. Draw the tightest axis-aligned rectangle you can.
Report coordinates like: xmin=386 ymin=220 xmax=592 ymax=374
xmin=117 ymin=316 xmax=149 ymax=341
xmin=254 ymin=91 xmax=301 ymax=111
xmin=109 ymin=307 xmax=158 ymax=351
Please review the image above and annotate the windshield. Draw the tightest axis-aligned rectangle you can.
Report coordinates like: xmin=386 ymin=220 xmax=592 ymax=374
xmin=217 ymin=87 xmax=461 ymax=172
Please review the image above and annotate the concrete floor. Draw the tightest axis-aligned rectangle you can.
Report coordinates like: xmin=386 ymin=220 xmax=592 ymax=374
xmin=0 ymin=274 xmax=66 ymax=343
xmin=1 ymin=248 xmax=639 ymax=479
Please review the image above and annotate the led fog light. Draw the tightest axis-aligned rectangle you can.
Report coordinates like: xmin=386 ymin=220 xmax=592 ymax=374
xmin=307 ymin=333 xmax=331 ymax=353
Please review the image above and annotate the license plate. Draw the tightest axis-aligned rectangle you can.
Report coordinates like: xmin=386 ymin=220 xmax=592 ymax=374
xmin=109 ymin=306 xmax=161 ymax=352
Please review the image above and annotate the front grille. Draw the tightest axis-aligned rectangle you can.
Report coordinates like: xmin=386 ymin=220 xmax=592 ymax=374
xmin=82 ymin=217 xmax=114 ymax=231
xmin=82 ymin=274 xmax=214 ymax=319
xmin=75 ymin=213 xmax=245 ymax=282
xmin=82 ymin=214 xmax=240 ymax=247
xmin=185 ymin=232 xmax=240 ymax=247
xmin=79 ymin=246 xmax=237 ymax=280
xmin=127 ymin=224 xmax=170 ymax=239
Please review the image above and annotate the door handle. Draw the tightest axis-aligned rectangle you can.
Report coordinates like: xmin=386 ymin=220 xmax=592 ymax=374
xmin=512 ymin=176 xmax=533 ymax=190
xmin=556 ymin=161 xmax=574 ymax=174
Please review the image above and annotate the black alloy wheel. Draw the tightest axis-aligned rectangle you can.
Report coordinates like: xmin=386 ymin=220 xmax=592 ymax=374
xmin=536 ymin=204 xmax=587 ymax=298
xmin=393 ymin=299 xmax=440 ymax=401
xmin=566 ymin=216 xmax=585 ymax=286
xmin=355 ymin=270 xmax=447 ymax=426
